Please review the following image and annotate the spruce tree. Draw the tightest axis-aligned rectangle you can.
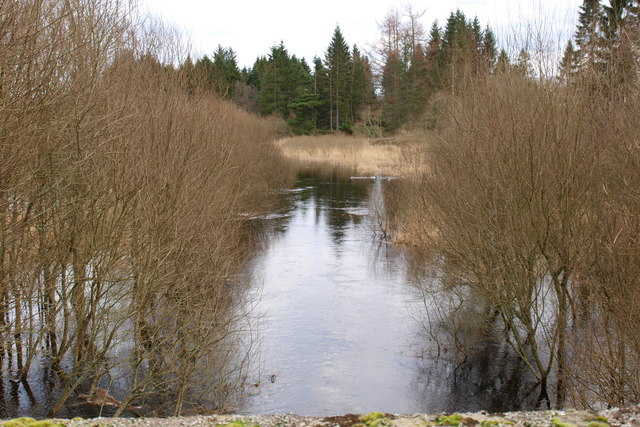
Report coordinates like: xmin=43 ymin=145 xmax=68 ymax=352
xmin=482 ymin=26 xmax=498 ymax=72
xmin=574 ymin=0 xmax=603 ymax=71
xmin=212 ymin=45 xmax=241 ymax=98
xmin=496 ymin=48 xmax=510 ymax=73
xmin=349 ymin=45 xmax=374 ymax=125
xmin=425 ymin=22 xmax=443 ymax=90
xmin=255 ymin=42 xmax=314 ymax=122
xmin=325 ymin=26 xmax=352 ymax=131
xmin=313 ymin=57 xmax=331 ymax=129
xmin=559 ymin=40 xmax=579 ymax=82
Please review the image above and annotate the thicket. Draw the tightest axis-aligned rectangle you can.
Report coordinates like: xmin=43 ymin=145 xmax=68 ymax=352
xmin=391 ymin=0 xmax=640 ymax=410
xmin=0 ymin=0 xmax=288 ymax=417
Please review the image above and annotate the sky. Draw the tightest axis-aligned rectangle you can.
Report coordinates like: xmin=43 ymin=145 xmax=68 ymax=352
xmin=140 ymin=0 xmax=583 ymax=69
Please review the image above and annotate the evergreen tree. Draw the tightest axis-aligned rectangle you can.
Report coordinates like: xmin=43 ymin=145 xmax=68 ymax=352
xmin=212 ymin=45 xmax=241 ymax=98
xmin=574 ymin=0 xmax=603 ymax=70
xmin=193 ymin=55 xmax=216 ymax=91
xmin=381 ymin=50 xmax=406 ymax=131
xmin=254 ymin=42 xmax=314 ymax=124
xmin=559 ymin=40 xmax=579 ymax=83
xmin=405 ymin=43 xmax=430 ymax=119
xmin=425 ymin=22 xmax=443 ymax=90
xmin=515 ymin=48 xmax=532 ymax=77
xmin=496 ymin=48 xmax=510 ymax=73
xmin=325 ymin=26 xmax=352 ymax=131
xmin=288 ymin=87 xmax=324 ymax=134
xmin=349 ymin=45 xmax=375 ymax=125
xmin=482 ymin=26 xmax=498 ymax=72
xmin=313 ymin=57 xmax=331 ymax=129
xmin=179 ymin=55 xmax=196 ymax=93
xmin=439 ymin=10 xmax=476 ymax=91
xmin=602 ymin=0 xmax=630 ymax=40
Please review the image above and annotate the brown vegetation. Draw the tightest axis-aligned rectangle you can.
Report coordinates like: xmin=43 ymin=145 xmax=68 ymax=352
xmin=276 ymin=134 xmax=415 ymax=177
xmin=0 ymin=0 xmax=288 ymax=417
xmin=388 ymin=15 xmax=640 ymax=409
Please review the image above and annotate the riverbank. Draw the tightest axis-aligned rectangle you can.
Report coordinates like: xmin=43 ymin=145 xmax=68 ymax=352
xmin=276 ymin=134 xmax=420 ymax=177
xmin=6 ymin=406 xmax=639 ymax=426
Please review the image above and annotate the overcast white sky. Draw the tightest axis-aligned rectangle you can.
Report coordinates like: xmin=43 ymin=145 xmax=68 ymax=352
xmin=140 ymin=0 xmax=583 ymax=69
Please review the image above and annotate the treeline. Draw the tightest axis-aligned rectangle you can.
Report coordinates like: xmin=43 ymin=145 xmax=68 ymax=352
xmin=390 ymin=0 xmax=640 ymax=409
xmin=1 ymin=0 xmax=287 ymax=417
xmin=178 ymin=7 xmax=502 ymax=134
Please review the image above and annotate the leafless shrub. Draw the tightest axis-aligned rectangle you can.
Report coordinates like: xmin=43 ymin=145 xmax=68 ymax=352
xmin=395 ymin=43 xmax=640 ymax=408
xmin=0 ymin=0 xmax=288 ymax=417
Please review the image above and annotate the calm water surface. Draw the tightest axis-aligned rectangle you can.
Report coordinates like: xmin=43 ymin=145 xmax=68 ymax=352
xmin=0 ymin=169 xmax=537 ymax=419
xmin=240 ymin=169 xmax=536 ymax=416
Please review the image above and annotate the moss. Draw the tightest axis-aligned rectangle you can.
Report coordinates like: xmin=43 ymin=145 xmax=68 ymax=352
xmin=0 ymin=419 xmax=64 ymax=427
xmin=30 ymin=422 xmax=65 ymax=427
xmin=586 ymin=423 xmax=609 ymax=427
xmin=434 ymin=414 xmax=464 ymax=426
xmin=1 ymin=418 xmax=37 ymax=427
xmin=584 ymin=415 xmax=609 ymax=423
xmin=358 ymin=412 xmax=390 ymax=427
xmin=551 ymin=416 xmax=577 ymax=427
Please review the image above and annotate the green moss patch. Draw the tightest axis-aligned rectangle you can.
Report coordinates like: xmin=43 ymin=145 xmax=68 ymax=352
xmin=1 ymin=419 xmax=64 ymax=427
xmin=434 ymin=414 xmax=464 ymax=425
xmin=584 ymin=415 xmax=609 ymax=424
xmin=355 ymin=412 xmax=391 ymax=427
xmin=551 ymin=416 xmax=577 ymax=427
xmin=480 ymin=420 xmax=513 ymax=426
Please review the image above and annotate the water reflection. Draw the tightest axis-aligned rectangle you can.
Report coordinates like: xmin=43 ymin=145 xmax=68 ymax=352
xmin=241 ymin=168 xmax=538 ymax=416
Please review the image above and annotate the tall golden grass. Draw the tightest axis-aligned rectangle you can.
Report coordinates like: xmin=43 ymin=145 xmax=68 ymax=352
xmin=276 ymin=134 xmax=419 ymax=177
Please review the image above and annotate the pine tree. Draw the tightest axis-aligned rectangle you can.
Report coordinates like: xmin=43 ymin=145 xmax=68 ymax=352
xmin=425 ymin=22 xmax=443 ymax=90
xmin=212 ymin=45 xmax=241 ymax=98
xmin=439 ymin=10 xmax=478 ymax=91
xmin=313 ymin=57 xmax=331 ymax=129
xmin=349 ymin=45 xmax=374 ymax=125
xmin=482 ymin=26 xmax=498 ymax=72
xmin=496 ymin=48 xmax=510 ymax=73
xmin=574 ymin=0 xmax=603 ymax=71
xmin=193 ymin=55 xmax=216 ymax=91
xmin=559 ymin=40 xmax=579 ymax=83
xmin=325 ymin=25 xmax=352 ymax=131
xmin=255 ymin=42 xmax=314 ymax=121
xmin=601 ymin=0 xmax=639 ymax=87
xmin=515 ymin=48 xmax=531 ymax=76
xmin=404 ymin=43 xmax=430 ymax=119
xmin=381 ymin=50 xmax=406 ymax=131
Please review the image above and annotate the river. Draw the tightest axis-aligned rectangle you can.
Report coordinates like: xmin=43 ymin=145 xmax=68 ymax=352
xmin=0 ymin=168 xmax=537 ymax=419
xmin=240 ymin=168 xmax=537 ymax=416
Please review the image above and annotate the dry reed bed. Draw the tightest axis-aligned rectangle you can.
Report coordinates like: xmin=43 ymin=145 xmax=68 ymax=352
xmin=276 ymin=135 xmax=410 ymax=177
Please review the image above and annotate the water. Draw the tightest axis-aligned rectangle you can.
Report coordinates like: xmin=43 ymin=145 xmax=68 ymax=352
xmin=240 ymin=169 xmax=537 ymax=416
xmin=0 ymin=168 xmax=537 ymax=418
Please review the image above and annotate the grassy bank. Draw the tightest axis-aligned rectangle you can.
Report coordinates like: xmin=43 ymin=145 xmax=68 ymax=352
xmin=276 ymin=134 xmax=417 ymax=177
